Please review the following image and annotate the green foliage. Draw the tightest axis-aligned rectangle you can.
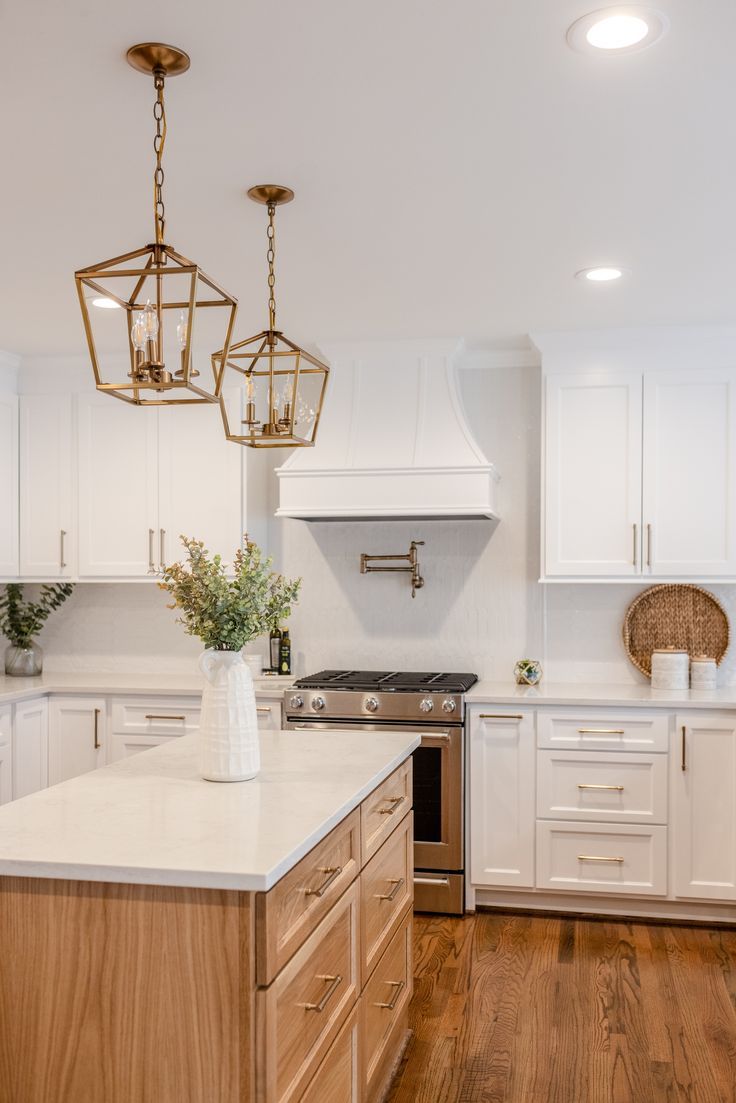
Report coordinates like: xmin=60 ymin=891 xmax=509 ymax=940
xmin=0 ymin=583 xmax=75 ymax=648
xmin=159 ymin=536 xmax=301 ymax=652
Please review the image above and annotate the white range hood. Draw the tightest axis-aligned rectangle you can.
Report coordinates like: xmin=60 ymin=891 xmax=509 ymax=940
xmin=276 ymin=339 xmax=499 ymax=521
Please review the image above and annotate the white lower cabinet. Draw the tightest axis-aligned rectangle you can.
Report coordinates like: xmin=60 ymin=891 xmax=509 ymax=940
xmin=536 ymin=821 xmax=668 ymax=896
xmin=537 ymin=749 xmax=667 ymax=825
xmin=108 ymin=696 xmax=201 ymax=762
xmin=672 ymin=713 xmax=736 ymax=901
xmin=0 ymin=706 xmax=12 ymax=804
xmin=48 ymin=697 xmax=106 ymax=786
xmin=469 ymin=709 xmax=535 ymax=888
xmin=13 ymin=697 xmax=48 ymax=799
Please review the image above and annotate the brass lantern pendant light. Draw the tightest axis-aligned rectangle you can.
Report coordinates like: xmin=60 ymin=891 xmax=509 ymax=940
xmin=74 ymin=43 xmax=238 ymax=405
xmin=213 ymin=186 xmax=329 ymax=447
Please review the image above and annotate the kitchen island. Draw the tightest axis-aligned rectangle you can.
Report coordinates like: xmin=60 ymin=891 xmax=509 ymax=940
xmin=0 ymin=729 xmax=419 ymax=1103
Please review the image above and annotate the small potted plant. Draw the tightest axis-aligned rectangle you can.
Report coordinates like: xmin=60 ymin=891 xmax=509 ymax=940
xmin=160 ymin=536 xmax=300 ymax=782
xmin=0 ymin=583 xmax=75 ymax=677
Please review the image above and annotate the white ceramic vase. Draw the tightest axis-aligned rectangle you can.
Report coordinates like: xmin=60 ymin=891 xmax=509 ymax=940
xmin=198 ymin=649 xmax=260 ymax=782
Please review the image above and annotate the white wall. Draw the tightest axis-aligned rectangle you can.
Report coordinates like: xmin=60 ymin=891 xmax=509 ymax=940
xmin=7 ymin=349 xmax=736 ymax=684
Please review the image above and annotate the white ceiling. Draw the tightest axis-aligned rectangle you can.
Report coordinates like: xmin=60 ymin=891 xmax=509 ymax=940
xmin=1 ymin=0 xmax=734 ymax=357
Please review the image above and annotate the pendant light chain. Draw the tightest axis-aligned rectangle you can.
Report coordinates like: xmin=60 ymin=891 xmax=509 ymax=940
xmin=267 ymin=202 xmax=277 ymax=331
xmin=153 ymin=71 xmax=167 ymax=246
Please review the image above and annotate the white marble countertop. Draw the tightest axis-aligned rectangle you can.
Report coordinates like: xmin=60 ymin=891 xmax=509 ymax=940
xmin=0 ymin=671 xmax=293 ymax=705
xmin=0 ymin=729 xmax=419 ymax=891
xmin=466 ymin=680 xmax=736 ymax=710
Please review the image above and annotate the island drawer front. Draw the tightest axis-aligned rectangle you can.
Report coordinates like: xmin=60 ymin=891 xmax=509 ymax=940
xmin=301 ymin=1004 xmax=360 ymax=1103
xmin=361 ymin=812 xmax=413 ymax=984
xmin=537 ymin=750 xmax=668 ymax=824
xmin=536 ymin=821 xmax=667 ymax=896
xmin=537 ymin=710 xmax=669 ymax=753
xmin=361 ymin=759 xmax=413 ymax=865
xmin=257 ymin=879 xmax=360 ymax=1103
xmin=256 ymin=809 xmax=361 ymax=986
xmin=110 ymin=697 xmax=201 ymax=736
xmin=361 ymin=906 xmax=413 ymax=1103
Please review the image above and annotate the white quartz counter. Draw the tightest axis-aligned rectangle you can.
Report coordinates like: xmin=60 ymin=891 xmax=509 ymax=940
xmin=0 ymin=671 xmax=292 ymax=705
xmin=466 ymin=680 xmax=736 ymax=710
xmin=0 ymin=729 xmax=419 ymax=891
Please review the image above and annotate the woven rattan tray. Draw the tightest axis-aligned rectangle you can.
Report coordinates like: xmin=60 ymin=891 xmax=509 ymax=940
xmin=623 ymin=584 xmax=730 ymax=678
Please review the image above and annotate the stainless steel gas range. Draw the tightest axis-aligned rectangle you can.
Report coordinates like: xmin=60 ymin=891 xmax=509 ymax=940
xmin=283 ymin=669 xmax=478 ymax=915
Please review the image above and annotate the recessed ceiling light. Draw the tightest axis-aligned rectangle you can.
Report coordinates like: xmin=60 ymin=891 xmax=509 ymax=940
xmin=567 ymin=7 xmax=669 ymax=55
xmin=575 ymin=266 xmax=627 ymax=282
xmin=91 ymin=296 xmax=122 ymax=309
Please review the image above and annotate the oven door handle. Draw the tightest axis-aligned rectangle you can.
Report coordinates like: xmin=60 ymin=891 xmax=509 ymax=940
xmin=413 ymin=875 xmax=450 ymax=886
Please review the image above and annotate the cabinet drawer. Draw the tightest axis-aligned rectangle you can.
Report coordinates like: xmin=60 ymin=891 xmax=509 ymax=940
xmin=361 ymin=907 xmax=413 ymax=1103
xmin=257 ymin=880 xmax=360 ymax=1103
xmin=256 ymin=809 xmax=361 ymax=986
xmin=537 ymin=750 xmax=667 ymax=824
xmin=361 ymin=759 xmax=412 ymax=865
xmin=536 ymin=821 xmax=667 ymax=896
xmin=110 ymin=697 xmax=200 ymax=736
xmin=361 ymin=812 xmax=413 ymax=984
xmin=255 ymin=698 xmax=282 ymax=731
xmin=537 ymin=709 xmax=668 ymax=753
xmin=301 ymin=1004 xmax=360 ymax=1103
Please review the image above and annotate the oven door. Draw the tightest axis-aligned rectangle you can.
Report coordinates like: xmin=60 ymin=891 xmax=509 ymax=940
xmin=283 ymin=718 xmax=463 ymax=874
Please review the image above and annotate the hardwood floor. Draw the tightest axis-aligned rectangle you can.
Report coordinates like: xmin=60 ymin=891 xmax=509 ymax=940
xmin=387 ymin=911 xmax=736 ymax=1103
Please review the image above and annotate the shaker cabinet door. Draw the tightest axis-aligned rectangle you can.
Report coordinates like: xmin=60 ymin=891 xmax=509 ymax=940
xmin=544 ymin=373 xmax=643 ymax=577
xmin=19 ymin=393 xmax=75 ymax=578
xmin=48 ymin=697 xmax=106 ymax=786
xmin=0 ymin=392 xmax=19 ymax=579
xmin=643 ymin=372 xmax=736 ymax=577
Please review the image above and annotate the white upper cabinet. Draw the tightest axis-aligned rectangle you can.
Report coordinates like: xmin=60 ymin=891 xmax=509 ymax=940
xmin=20 ymin=394 xmax=75 ymax=578
xmin=0 ymin=393 xmax=19 ymax=579
xmin=157 ymin=395 xmax=243 ymax=570
xmin=77 ymin=394 xmax=158 ymax=577
xmin=544 ymin=373 xmax=643 ymax=578
xmin=643 ymin=372 xmax=736 ymax=576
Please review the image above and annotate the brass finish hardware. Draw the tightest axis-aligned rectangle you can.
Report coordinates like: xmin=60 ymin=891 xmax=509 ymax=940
xmin=148 ymin=529 xmax=156 ymax=573
xmin=479 ymin=714 xmax=524 ymax=721
xmin=159 ymin=528 xmax=166 ymax=572
xmin=75 ymin=44 xmax=237 ymax=406
xmin=681 ymin=724 xmax=687 ymax=771
xmin=304 ymin=974 xmax=342 ymax=1013
xmin=93 ymin=708 xmax=101 ymax=750
xmin=360 ymin=541 xmax=425 ymax=598
xmin=145 ymin=714 xmax=186 ymax=721
xmin=577 ymin=728 xmax=625 ymax=735
xmin=376 ymin=980 xmax=405 ymax=1011
xmin=577 ymin=783 xmax=625 ymax=791
xmin=304 ymin=866 xmax=343 ymax=898
xmin=256 ymin=706 xmax=272 ymax=713
xmin=59 ymin=530 xmax=67 ymax=570
xmin=647 ymin=523 xmax=652 ymax=568
xmin=633 ymin=522 xmax=638 ymax=567
xmin=378 ymin=796 xmax=405 ymax=816
xmin=375 ymin=877 xmax=405 ymax=903
xmin=577 ymin=855 xmax=625 ymax=863
xmin=213 ymin=187 xmax=329 ymax=448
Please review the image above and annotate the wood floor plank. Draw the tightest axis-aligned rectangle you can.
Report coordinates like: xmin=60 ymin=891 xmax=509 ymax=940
xmin=389 ymin=911 xmax=736 ymax=1103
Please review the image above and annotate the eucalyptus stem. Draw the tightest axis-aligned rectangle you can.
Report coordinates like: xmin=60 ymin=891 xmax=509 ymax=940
xmin=0 ymin=583 xmax=75 ymax=649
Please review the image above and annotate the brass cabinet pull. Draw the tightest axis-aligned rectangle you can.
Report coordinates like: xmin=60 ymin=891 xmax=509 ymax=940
xmin=378 ymin=796 xmax=405 ymax=815
xmin=60 ymin=529 xmax=67 ymax=570
xmin=256 ymin=706 xmax=272 ymax=713
xmin=93 ymin=707 xmax=101 ymax=750
xmin=305 ymin=866 xmax=343 ymax=898
xmin=633 ymin=522 xmax=638 ymax=567
xmin=577 ymin=854 xmax=624 ymax=863
xmin=681 ymin=725 xmax=687 ymax=771
xmin=376 ymin=980 xmax=405 ymax=1011
xmin=148 ymin=528 xmax=156 ymax=574
xmin=376 ymin=877 xmax=405 ymax=902
xmin=647 ymin=523 xmax=652 ymax=568
xmin=159 ymin=528 xmax=166 ymax=573
xmin=577 ymin=728 xmax=625 ymax=735
xmin=479 ymin=713 xmax=524 ymax=721
xmin=145 ymin=714 xmax=186 ymax=722
xmin=304 ymin=974 xmax=342 ymax=1013
xmin=577 ymin=783 xmax=625 ymax=791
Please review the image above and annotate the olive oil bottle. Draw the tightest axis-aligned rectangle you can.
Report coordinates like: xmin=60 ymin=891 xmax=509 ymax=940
xmin=279 ymin=630 xmax=292 ymax=676
xmin=269 ymin=626 xmax=282 ymax=673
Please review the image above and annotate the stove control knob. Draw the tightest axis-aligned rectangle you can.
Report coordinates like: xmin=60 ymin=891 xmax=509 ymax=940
xmin=311 ymin=695 xmax=326 ymax=712
xmin=365 ymin=696 xmax=379 ymax=713
xmin=442 ymin=697 xmax=457 ymax=714
xmin=289 ymin=695 xmax=304 ymax=710
xmin=419 ymin=697 xmax=434 ymax=714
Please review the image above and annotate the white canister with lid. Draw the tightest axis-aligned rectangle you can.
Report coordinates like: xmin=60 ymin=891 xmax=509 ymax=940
xmin=651 ymin=647 xmax=689 ymax=690
xmin=690 ymin=655 xmax=717 ymax=689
